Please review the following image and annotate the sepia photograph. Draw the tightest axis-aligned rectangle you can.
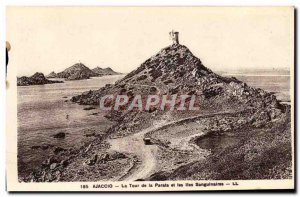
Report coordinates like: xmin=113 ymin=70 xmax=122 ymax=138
xmin=6 ymin=6 xmax=294 ymax=191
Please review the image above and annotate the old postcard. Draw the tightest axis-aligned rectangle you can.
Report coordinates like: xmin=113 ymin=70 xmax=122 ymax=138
xmin=6 ymin=7 xmax=294 ymax=191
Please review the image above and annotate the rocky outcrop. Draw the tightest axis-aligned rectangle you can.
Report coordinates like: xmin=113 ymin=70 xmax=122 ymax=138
xmin=22 ymin=138 xmax=131 ymax=182
xmin=53 ymin=132 xmax=66 ymax=139
xmin=56 ymin=63 xmax=98 ymax=80
xmin=17 ymin=72 xmax=63 ymax=86
xmin=92 ymin=67 xmax=121 ymax=76
xmin=31 ymin=144 xmax=54 ymax=150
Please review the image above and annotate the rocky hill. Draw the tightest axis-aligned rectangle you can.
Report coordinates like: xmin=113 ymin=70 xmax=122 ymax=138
xmin=92 ymin=67 xmax=121 ymax=76
xmin=46 ymin=71 xmax=58 ymax=78
xmin=69 ymin=43 xmax=291 ymax=181
xmin=72 ymin=44 xmax=285 ymax=129
xmin=17 ymin=72 xmax=63 ymax=86
xmin=56 ymin=63 xmax=98 ymax=80
xmin=72 ymin=44 xmax=284 ymax=131
xmin=72 ymin=44 xmax=281 ymax=113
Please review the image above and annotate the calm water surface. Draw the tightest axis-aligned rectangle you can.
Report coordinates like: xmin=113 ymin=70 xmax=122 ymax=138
xmin=233 ymin=75 xmax=290 ymax=102
xmin=17 ymin=75 xmax=124 ymax=176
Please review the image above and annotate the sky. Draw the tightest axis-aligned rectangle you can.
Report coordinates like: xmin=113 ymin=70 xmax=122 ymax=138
xmin=6 ymin=7 xmax=294 ymax=77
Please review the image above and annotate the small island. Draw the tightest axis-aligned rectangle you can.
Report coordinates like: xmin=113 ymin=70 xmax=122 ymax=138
xmin=47 ymin=63 xmax=122 ymax=81
xmin=17 ymin=72 xmax=63 ymax=86
xmin=46 ymin=71 xmax=58 ymax=78
xmin=92 ymin=67 xmax=122 ymax=76
xmin=55 ymin=63 xmax=98 ymax=80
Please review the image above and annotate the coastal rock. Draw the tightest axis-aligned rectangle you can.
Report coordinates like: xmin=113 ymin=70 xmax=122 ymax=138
xmin=83 ymin=106 xmax=96 ymax=110
xmin=42 ymin=157 xmax=59 ymax=168
xmin=85 ymin=132 xmax=101 ymax=137
xmin=53 ymin=132 xmax=66 ymax=139
xmin=110 ymin=152 xmax=126 ymax=160
xmin=31 ymin=144 xmax=54 ymax=150
xmin=54 ymin=147 xmax=66 ymax=154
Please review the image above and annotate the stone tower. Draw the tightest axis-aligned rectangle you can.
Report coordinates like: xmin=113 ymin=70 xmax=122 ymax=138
xmin=169 ymin=30 xmax=179 ymax=44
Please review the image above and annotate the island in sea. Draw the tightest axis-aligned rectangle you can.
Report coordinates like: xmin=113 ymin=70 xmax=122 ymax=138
xmin=47 ymin=63 xmax=121 ymax=80
xmin=17 ymin=72 xmax=63 ymax=86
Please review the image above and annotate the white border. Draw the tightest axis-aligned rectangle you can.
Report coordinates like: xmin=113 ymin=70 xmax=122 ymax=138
xmin=1 ymin=1 xmax=298 ymax=196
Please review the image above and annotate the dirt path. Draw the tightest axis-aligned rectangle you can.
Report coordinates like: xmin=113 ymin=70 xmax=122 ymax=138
xmin=109 ymin=128 xmax=158 ymax=181
xmin=108 ymin=110 xmax=243 ymax=181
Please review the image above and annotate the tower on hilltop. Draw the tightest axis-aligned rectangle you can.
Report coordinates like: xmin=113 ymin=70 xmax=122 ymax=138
xmin=169 ymin=30 xmax=179 ymax=44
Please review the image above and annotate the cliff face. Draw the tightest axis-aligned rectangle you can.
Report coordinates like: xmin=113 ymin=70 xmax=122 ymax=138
xmin=92 ymin=67 xmax=121 ymax=76
xmin=17 ymin=72 xmax=63 ymax=86
xmin=56 ymin=63 xmax=98 ymax=80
